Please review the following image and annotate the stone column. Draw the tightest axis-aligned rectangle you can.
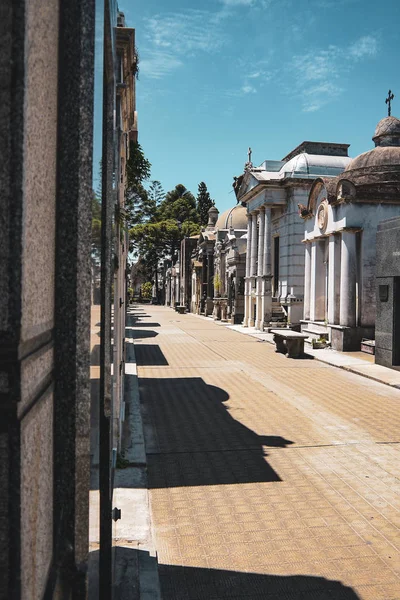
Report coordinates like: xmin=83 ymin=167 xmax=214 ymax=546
xmin=328 ymin=234 xmax=341 ymax=324
xmin=249 ymin=211 xmax=258 ymax=327
xmin=303 ymin=242 xmax=312 ymax=320
xmin=262 ymin=207 xmax=273 ymax=325
xmin=207 ymin=251 xmax=211 ymax=299
xmin=243 ymin=214 xmax=252 ymax=326
xmin=256 ymin=208 xmax=265 ymax=328
xmin=263 ymin=207 xmax=272 ymax=276
xmin=245 ymin=213 xmax=252 ymax=279
xmin=257 ymin=208 xmax=265 ymax=277
xmin=201 ymin=252 xmax=207 ymax=312
xmin=250 ymin=211 xmax=258 ymax=277
xmin=339 ymin=231 xmax=357 ymax=327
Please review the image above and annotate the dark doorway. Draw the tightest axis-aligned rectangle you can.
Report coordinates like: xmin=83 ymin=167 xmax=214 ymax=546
xmin=273 ymin=236 xmax=280 ymax=296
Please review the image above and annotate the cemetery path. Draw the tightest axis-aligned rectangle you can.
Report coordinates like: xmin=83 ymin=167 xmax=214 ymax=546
xmin=130 ymin=304 xmax=400 ymax=600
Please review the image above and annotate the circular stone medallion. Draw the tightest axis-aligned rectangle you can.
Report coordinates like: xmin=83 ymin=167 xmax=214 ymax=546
xmin=317 ymin=201 xmax=328 ymax=232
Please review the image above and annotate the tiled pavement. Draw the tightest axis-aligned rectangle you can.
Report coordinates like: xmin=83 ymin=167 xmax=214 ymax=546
xmin=131 ymin=305 xmax=400 ymax=600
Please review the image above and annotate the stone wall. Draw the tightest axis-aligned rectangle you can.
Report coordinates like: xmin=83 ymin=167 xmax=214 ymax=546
xmin=375 ymin=217 xmax=400 ymax=369
xmin=0 ymin=1 xmax=95 ymax=597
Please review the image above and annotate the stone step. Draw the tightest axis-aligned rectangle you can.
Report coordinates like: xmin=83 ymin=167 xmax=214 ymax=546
xmin=301 ymin=322 xmax=328 ymax=335
xmin=266 ymin=322 xmax=288 ymax=332
xmin=302 ymin=328 xmax=329 ymax=341
xmin=305 ymin=338 xmax=330 ymax=349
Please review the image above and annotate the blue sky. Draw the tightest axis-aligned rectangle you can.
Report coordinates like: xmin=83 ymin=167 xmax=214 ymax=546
xmin=117 ymin=0 xmax=400 ymax=214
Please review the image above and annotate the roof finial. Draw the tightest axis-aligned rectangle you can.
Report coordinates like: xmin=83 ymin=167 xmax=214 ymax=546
xmin=385 ymin=89 xmax=394 ymax=117
xmin=244 ymin=147 xmax=253 ymax=171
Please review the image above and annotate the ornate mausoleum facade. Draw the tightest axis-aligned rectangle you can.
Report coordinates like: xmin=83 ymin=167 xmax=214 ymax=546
xmin=301 ymin=116 xmax=400 ymax=351
xmin=212 ymin=205 xmax=247 ymax=323
xmin=234 ymin=143 xmax=351 ymax=331
xmin=188 ymin=205 xmax=247 ymax=321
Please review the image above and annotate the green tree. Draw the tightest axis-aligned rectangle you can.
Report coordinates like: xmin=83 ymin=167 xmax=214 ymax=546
xmin=126 ymin=141 xmax=151 ymax=186
xmin=148 ymin=180 xmax=165 ymax=211
xmin=156 ymin=184 xmax=198 ymax=224
xmin=125 ymin=141 xmax=153 ymax=227
xmin=141 ymin=282 xmax=153 ymax=299
xmin=129 ymin=183 xmax=201 ymax=283
xmin=196 ymin=181 xmax=214 ymax=226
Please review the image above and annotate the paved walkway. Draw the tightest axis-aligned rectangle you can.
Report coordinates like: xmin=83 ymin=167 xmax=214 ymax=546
xmin=225 ymin=324 xmax=400 ymax=389
xmin=132 ymin=305 xmax=400 ymax=600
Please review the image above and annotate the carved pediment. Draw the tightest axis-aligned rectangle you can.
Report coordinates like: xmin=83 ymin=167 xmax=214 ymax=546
xmin=237 ymin=172 xmax=260 ymax=201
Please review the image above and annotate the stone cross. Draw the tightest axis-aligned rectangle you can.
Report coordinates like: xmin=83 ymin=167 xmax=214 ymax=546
xmin=248 ymin=147 xmax=252 ymax=163
xmin=386 ymin=90 xmax=394 ymax=117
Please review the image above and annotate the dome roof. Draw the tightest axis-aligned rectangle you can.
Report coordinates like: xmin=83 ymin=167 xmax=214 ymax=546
xmin=344 ymin=115 xmax=400 ymax=174
xmin=344 ymin=146 xmax=400 ymax=171
xmin=373 ymin=116 xmax=400 ymax=146
xmin=216 ymin=204 xmax=247 ymax=230
xmin=279 ymin=153 xmax=350 ymax=178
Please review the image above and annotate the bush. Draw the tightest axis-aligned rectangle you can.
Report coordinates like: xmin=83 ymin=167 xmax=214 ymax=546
xmin=141 ymin=281 xmax=153 ymax=299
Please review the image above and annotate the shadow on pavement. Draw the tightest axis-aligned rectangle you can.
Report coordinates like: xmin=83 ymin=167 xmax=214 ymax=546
xmin=126 ymin=329 xmax=159 ymax=340
xmin=126 ymin=313 xmax=161 ymax=328
xmin=140 ymin=377 xmax=294 ymax=487
xmin=89 ymin=548 xmax=360 ymax=600
xmin=134 ymin=345 xmax=169 ymax=366
xmin=91 ymin=344 xmax=100 ymax=366
xmin=126 ymin=312 xmax=151 ymax=323
xmin=158 ymin=561 xmax=361 ymax=600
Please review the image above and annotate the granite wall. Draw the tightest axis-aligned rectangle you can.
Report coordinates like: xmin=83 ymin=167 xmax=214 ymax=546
xmin=0 ymin=0 xmax=95 ymax=597
xmin=375 ymin=216 xmax=400 ymax=370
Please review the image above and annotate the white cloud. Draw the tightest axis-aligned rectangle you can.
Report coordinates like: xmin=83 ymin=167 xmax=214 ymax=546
xmin=291 ymin=35 xmax=378 ymax=112
xmin=141 ymin=9 xmax=227 ymax=79
xmin=302 ymin=82 xmax=343 ymax=112
xmin=145 ymin=10 xmax=226 ymax=54
xmin=140 ymin=52 xmax=183 ymax=80
xmin=220 ymin=0 xmax=254 ymax=5
xmin=349 ymin=35 xmax=378 ymax=59
xmin=313 ymin=0 xmax=360 ymax=7
xmin=241 ymin=84 xmax=257 ymax=94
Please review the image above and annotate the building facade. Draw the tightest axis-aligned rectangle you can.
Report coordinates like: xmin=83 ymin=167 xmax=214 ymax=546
xmin=211 ymin=206 xmax=247 ymax=323
xmin=1 ymin=0 xmax=95 ymax=597
xmin=234 ymin=143 xmax=351 ymax=331
xmin=0 ymin=2 xmax=137 ymax=597
xmin=301 ymin=116 xmax=400 ymax=351
xmin=375 ymin=216 xmax=400 ymax=369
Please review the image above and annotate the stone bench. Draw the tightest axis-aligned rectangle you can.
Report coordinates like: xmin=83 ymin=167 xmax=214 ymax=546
xmin=176 ymin=305 xmax=186 ymax=314
xmin=270 ymin=330 xmax=309 ymax=358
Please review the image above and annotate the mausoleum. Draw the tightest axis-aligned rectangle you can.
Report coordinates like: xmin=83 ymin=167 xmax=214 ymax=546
xmin=300 ymin=115 xmax=400 ymax=350
xmin=234 ymin=143 xmax=351 ymax=330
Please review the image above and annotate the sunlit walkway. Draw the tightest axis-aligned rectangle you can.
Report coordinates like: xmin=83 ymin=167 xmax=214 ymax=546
xmin=131 ymin=304 xmax=400 ymax=600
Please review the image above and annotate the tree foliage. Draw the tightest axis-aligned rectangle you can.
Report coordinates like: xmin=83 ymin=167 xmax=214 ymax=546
xmin=141 ymin=282 xmax=153 ymax=299
xmin=196 ymin=181 xmax=214 ymax=226
xmin=125 ymin=147 xmax=203 ymax=282
xmin=148 ymin=180 xmax=165 ymax=209
xmin=156 ymin=184 xmax=198 ymax=224
xmin=126 ymin=141 xmax=151 ymax=187
xmin=125 ymin=142 xmax=153 ymax=227
xmin=130 ymin=218 xmax=199 ymax=265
